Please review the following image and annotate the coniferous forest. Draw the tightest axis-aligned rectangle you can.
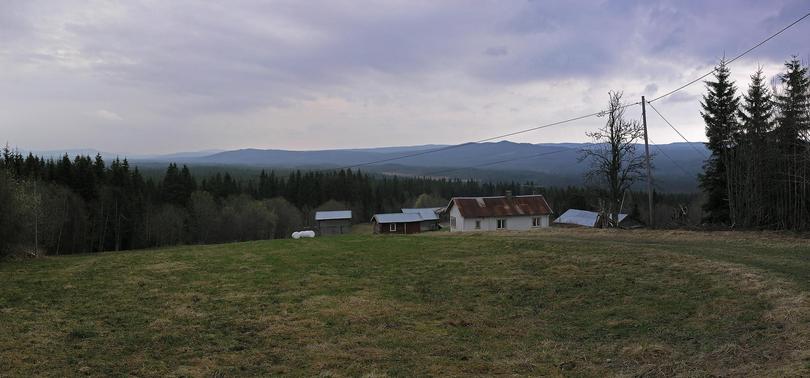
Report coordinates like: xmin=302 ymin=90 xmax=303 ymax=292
xmin=3 ymin=148 xmax=652 ymax=256
xmin=700 ymin=56 xmax=810 ymax=230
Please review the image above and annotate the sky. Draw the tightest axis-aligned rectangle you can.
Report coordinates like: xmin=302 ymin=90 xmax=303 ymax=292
xmin=1 ymin=0 xmax=808 ymax=154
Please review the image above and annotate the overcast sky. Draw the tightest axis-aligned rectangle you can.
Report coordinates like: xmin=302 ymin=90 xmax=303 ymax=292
xmin=1 ymin=0 xmax=808 ymax=154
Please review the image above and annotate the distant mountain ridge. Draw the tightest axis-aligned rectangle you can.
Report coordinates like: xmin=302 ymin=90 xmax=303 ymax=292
xmin=19 ymin=148 xmax=226 ymax=162
xmin=26 ymin=141 xmax=708 ymax=192
xmin=180 ymin=141 xmax=706 ymax=174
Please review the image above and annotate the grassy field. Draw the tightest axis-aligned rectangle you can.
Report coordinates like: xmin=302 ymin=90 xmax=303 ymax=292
xmin=1 ymin=229 xmax=809 ymax=376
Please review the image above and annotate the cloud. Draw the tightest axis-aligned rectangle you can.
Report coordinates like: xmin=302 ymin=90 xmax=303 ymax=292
xmin=92 ymin=109 xmax=123 ymax=121
xmin=0 ymin=0 xmax=808 ymax=153
xmin=661 ymin=91 xmax=700 ymax=104
xmin=484 ymin=46 xmax=508 ymax=57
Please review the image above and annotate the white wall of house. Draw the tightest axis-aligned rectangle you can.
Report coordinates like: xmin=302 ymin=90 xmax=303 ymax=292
xmin=449 ymin=205 xmax=550 ymax=232
xmin=449 ymin=205 xmax=463 ymax=232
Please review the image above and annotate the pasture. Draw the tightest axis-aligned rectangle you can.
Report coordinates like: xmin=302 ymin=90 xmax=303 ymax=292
xmin=1 ymin=229 xmax=809 ymax=376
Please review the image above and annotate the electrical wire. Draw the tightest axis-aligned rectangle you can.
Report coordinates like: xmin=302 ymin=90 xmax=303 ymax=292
xmin=646 ymin=101 xmax=708 ymax=158
xmin=325 ymin=11 xmax=809 ymax=173
xmin=330 ymin=106 xmax=637 ymax=171
xmin=648 ymin=11 xmax=810 ymax=103
xmin=648 ymin=137 xmax=694 ymax=177
xmin=421 ymin=145 xmax=589 ymax=177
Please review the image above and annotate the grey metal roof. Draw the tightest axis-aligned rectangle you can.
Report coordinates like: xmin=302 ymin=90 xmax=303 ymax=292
xmin=315 ymin=210 xmax=352 ymax=221
xmin=372 ymin=212 xmax=425 ymax=224
xmin=401 ymin=208 xmax=440 ymax=220
xmin=553 ymin=209 xmax=627 ymax=227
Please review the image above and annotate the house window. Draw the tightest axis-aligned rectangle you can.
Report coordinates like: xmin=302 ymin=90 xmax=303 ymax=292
xmin=475 ymin=220 xmax=481 ymax=229
xmin=496 ymin=219 xmax=506 ymax=229
xmin=450 ymin=216 xmax=456 ymax=229
xmin=532 ymin=217 xmax=542 ymax=227
xmin=389 ymin=223 xmax=397 ymax=232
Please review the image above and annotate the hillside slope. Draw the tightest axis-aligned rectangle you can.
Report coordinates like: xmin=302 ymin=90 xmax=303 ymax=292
xmin=32 ymin=141 xmax=707 ymax=191
xmin=187 ymin=141 xmax=705 ymax=178
xmin=2 ymin=229 xmax=807 ymax=376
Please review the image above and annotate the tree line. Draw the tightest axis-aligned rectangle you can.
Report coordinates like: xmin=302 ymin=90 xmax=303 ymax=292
xmin=6 ymin=148 xmax=665 ymax=256
xmin=700 ymin=56 xmax=810 ymax=230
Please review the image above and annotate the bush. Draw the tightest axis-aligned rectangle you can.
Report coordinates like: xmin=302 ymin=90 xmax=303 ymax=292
xmin=0 ymin=170 xmax=23 ymax=255
xmin=265 ymin=197 xmax=303 ymax=239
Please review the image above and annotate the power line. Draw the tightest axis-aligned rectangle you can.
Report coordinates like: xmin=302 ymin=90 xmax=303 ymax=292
xmin=648 ymin=11 xmax=810 ymax=103
xmin=328 ymin=11 xmax=809 ymax=173
xmin=421 ymin=145 xmax=588 ymax=177
xmin=646 ymin=101 xmax=708 ymax=158
xmin=648 ymin=137 xmax=693 ymax=177
xmin=331 ymin=106 xmax=637 ymax=171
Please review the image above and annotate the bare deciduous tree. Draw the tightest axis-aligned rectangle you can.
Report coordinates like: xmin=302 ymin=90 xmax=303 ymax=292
xmin=580 ymin=91 xmax=649 ymax=226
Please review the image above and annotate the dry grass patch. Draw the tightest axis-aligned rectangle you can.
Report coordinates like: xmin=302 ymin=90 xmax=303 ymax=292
xmin=145 ymin=260 xmax=190 ymax=273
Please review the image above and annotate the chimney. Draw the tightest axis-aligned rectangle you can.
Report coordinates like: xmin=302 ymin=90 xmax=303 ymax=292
xmin=505 ymin=190 xmax=513 ymax=199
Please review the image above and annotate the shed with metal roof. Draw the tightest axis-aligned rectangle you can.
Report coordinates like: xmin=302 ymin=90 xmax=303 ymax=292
xmin=401 ymin=207 xmax=441 ymax=231
xmin=554 ymin=209 xmax=633 ymax=228
xmin=371 ymin=213 xmax=425 ymax=234
xmin=315 ymin=210 xmax=353 ymax=236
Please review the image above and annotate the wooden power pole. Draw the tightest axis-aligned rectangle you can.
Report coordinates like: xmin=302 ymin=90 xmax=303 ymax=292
xmin=641 ymin=96 xmax=654 ymax=228
xmin=34 ymin=180 xmax=39 ymax=256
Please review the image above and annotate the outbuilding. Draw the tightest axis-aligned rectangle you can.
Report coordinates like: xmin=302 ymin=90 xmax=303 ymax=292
xmin=315 ymin=210 xmax=352 ymax=236
xmin=401 ymin=207 xmax=442 ymax=231
xmin=371 ymin=213 xmax=424 ymax=234
xmin=554 ymin=209 xmax=639 ymax=228
xmin=446 ymin=192 xmax=552 ymax=232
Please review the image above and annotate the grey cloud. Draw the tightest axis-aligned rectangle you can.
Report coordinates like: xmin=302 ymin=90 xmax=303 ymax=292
xmin=661 ymin=91 xmax=699 ymax=104
xmin=6 ymin=0 xmax=807 ymax=107
xmin=484 ymin=46 xmax=508 ymax=57
xmin=1 ymin=0 xmax=808 ymax=152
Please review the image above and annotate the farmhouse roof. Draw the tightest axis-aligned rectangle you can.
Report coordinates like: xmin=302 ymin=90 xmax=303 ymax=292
xmin=372 ymin=212 xmax=425 ymax=224
xmin=315 ymin=210 xmax=352 ymax=221
xmin=446 ymin=195 xmax=552 ymax=218
xmin=401 ymin=207 xmax=441 ymax=220
xmin=554 ymin=209 xmax=627 ymax=227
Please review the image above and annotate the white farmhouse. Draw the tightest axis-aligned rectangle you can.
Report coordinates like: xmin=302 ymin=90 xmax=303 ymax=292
xmin=446 ymin=192 xmax=552 ymax=232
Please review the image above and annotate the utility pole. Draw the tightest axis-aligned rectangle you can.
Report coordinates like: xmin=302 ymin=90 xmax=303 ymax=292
xmin=34 ymin=180 xmax=39 ymax=256
xmin=641 ymin=96 xmax=654 ymax=228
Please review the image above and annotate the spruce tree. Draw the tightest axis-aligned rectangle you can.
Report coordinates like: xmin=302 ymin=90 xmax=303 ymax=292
xmin=738 ymin=68 xmax=774 ymax=226
xmin=699 ymin=59 xmax=740 ymax=224
xmin=161 ymin=163 xmax=184 ymax=205
xmin=775 ymin=57 xmax=810 ymax=142
xmin=773 ymin=57 xmax=810 ymax=229
xmin=740 ymin=68 xmax=774 ymax=139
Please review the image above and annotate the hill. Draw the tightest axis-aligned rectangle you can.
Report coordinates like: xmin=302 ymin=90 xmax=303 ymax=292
xmin=24 ymin=141 xmax=707 ymax=191
xmin=186 ymin=141 xmax=705 ymax=176
xmin=160 ymin=141 xmax=706 ymax=192
xmin=2 ymin=229 xmax=808 ymax=376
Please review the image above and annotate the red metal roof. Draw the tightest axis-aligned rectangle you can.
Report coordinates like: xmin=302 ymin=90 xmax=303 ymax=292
xmin=449 ymin=195 xmax=552 ymax=218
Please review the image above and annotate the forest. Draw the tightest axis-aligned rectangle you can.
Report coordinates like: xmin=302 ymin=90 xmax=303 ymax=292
xmin=699 ymin=57 xmax=810 ymax=230
xmin=0 ymin=146 xmax=694 ymax=256
xmin=0 ymin=146 xmax=698 ymax=255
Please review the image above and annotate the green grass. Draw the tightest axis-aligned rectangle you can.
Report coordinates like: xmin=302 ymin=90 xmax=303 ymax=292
xmin=1 ymin=229 xmax=809 ymax=376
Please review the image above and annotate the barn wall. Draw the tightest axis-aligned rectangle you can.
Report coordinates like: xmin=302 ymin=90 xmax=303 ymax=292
xmin=419 ymin=220 xmax=439 ymax=231
xmin=376 ymin=222 xmax=421 ymax=234
xmin=318 ymin=219 xmax=352 ymax=236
